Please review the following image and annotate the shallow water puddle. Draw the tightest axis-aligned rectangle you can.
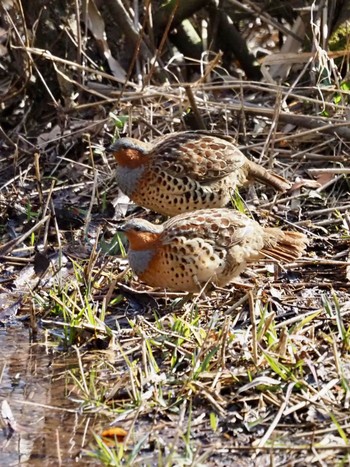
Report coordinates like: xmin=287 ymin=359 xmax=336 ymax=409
xmin=0 ymin=325 xmax=97 ymax=466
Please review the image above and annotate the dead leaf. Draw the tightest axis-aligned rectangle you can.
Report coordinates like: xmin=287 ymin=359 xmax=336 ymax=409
xmin=101 ymin=426 xmax=128 ymax=445
xmin=313 ymin=173 xmax=336 ymax=187
xmin=290 ymin=179 xmax=321 ymax=191
xmin=33 ymin=249 xmax=51 ymax=276
xmin=85 ymin=0 xmax=126 ymax=81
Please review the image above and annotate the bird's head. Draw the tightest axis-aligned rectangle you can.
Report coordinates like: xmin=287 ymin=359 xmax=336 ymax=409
xmin=107 ymin=138 xmax=151 ymax=168
xmin=118 ymin=218 xmax=162 ymax=250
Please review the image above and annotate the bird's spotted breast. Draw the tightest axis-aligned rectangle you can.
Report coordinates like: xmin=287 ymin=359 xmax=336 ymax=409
xmin=132 ymin=170 xmax=232 ymax=216
xmin=138 ymin=237 xmax=226 ymax=291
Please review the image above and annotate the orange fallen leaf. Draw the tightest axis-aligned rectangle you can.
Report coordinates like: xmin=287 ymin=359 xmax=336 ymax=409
xmin=101 ymin=426 xmax=128 ymax=443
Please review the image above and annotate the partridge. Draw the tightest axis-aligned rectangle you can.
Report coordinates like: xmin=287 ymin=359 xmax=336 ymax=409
xmin=118 ymin=208 xmax=307 ymax=292
xmin=108 ymin=131 xmax=291 ymax=217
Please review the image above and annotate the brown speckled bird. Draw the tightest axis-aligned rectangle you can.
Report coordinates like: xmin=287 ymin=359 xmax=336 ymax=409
xmin=108 ymin=131 xmax=291 ymax=216
xmin=118 ymin=208 xmax=307 ymax=292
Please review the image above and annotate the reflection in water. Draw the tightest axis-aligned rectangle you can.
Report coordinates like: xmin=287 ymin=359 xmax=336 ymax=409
xmin=0 ymin=325 xmax=96 ymax=466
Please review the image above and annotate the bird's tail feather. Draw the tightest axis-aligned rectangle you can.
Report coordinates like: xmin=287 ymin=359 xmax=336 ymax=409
xmin=248 ymin=160 xmax=291 ymax=192
xmin=262 ymin=228 xmax=307 ymax=262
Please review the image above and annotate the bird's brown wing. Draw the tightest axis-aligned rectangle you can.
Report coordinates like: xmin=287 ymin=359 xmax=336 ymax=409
xmin=161 ymin=208 xmax=251 ymax=248
xmin=151 ymin=131 xmax=247 ymax=182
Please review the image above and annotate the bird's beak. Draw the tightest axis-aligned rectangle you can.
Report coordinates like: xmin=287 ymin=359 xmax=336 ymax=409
xmin=105 ymin=219 xmax=126 ymax=232
xmin=116 ymin=224 xmax=127 ymax=232
xmin=105 ymin=144 xmax=116 ymax=153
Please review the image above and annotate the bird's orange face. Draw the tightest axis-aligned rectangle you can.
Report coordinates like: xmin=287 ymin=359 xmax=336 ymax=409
xmin=113 ymin=147 xmax=146 ymax=169
xmin=123 ymin=230 xmax=161 ymax=251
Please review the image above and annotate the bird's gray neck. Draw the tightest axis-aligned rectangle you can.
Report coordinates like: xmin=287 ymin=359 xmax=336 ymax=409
xmin=116 ymin=165 xmax=146 ymax=196
xmin=128 ymin=249 xmax=156 ymax=275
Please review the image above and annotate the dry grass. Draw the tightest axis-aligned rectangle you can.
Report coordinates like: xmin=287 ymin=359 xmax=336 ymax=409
xmin=1 ymin=1 xmax=350 ymax=465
